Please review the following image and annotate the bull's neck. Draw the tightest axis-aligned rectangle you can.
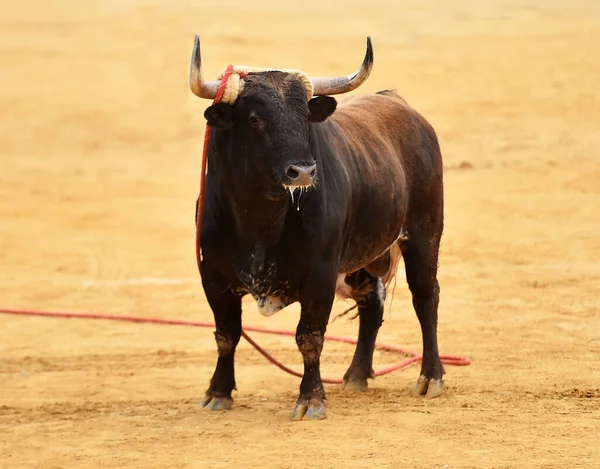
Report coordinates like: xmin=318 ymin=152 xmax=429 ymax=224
xmin=228 ymin=191 xmax=289 ymax=247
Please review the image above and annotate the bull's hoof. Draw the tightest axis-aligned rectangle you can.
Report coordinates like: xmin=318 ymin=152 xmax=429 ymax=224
xmin=199 ymin=394 xmax=233 ymax=411
xmin=413 ymin=375 xmax=444 ymax=398
xmin=341 ymin=377 xmax=368 ymax=392
xmin=290 ymin=398 xmax=326 ymax=421
xmin=341 ymin=367 xmax=373 ymax=392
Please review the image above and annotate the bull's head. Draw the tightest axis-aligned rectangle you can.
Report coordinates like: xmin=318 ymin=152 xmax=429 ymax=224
xmin=189 ymin=36 xmax=373 ymax=194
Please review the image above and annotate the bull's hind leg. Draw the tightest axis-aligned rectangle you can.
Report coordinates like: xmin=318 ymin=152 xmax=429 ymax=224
xmin=403 ymin=212 xmax=445 ymax=398
xmin=341 ymin=270 xmax=385 ymax=392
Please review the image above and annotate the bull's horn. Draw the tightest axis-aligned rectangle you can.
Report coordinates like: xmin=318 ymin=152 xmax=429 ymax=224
xmin=311 ymin=36 xmax=374 ymax=96
xmin=189 ymin=35 xmax=220 ymax=99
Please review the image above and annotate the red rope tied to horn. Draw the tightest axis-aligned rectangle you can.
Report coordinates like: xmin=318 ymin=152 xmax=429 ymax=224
xmin=0 ymin=66 xmax=470 ymax=386
xmin=196 ymin=65 xmax=247 ymax=269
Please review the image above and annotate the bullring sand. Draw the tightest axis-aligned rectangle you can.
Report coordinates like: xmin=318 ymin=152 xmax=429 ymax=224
xmin=1 ymin=0 xmax=599 ymax=467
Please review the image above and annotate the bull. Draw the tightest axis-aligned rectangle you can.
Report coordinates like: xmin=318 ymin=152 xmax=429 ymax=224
xmin=189 ymin=36 xmax=446 ymax=420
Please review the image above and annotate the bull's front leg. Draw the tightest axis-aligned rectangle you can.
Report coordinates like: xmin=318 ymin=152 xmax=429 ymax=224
xmin=199 ymin=266 xmax=242 ymax=411
xmin=291 ymin=268 xmax=336 ymax=421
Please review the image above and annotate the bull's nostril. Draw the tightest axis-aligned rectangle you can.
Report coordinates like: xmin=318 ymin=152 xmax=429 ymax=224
xmin=287 ymin=167 xmax=300 ymax=179
xmin=309 ymin=168 xmax=316 ymax=178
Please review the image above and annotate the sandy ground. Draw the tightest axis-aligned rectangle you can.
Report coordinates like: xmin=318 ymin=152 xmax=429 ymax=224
xmin=1 ymin=0 xmax=599 ymax=467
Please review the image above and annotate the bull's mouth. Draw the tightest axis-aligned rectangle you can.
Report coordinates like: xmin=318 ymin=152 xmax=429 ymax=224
xmin=282 ymin=181 xmax=314 ymax=191
xmin=282 ymin=184 xmax=313 ymax=205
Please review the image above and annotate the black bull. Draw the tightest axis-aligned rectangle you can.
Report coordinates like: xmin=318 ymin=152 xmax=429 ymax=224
xmin=191 ymin=37 xmax=445 ymax=420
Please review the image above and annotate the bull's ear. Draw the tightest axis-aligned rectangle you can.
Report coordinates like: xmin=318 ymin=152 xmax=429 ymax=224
xmin=204 ymin=102 xmax=234 ymax=128
xmin=308 ymin=96 xmax=337 ymax=123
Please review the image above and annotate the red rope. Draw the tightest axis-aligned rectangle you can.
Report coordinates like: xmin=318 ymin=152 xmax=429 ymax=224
xmin=196 ymin=64 xmax=236 ymax=270
xmin=0 ymin=308 xmax=470 ymax=384
xmin=196 ymin=66 xmax=248 ymax=269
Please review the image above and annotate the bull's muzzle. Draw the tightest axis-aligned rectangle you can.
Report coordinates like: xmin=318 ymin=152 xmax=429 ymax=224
xmin=285 ymin=164 xmax=317 ymax=188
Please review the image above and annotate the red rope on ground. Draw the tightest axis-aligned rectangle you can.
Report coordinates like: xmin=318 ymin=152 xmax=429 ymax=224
xmin=0 ymin=308 xmax=470 ymax=384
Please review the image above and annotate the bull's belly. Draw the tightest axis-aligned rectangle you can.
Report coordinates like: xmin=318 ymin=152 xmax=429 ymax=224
xmin=339 ymin=227 xmax=405 ymax=275
xmin=339 ymin=196 xmax=406 ymax=274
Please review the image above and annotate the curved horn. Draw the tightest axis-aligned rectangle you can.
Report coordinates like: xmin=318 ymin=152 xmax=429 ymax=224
xmin=189 ymin=35 xmax=220 ymax=99
xmin=311 ymin=36 xmax=374 ymax=96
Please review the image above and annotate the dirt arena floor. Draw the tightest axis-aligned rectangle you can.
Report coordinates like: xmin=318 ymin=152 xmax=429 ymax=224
xmin=1 ymin=0 xmax=599 ymax=467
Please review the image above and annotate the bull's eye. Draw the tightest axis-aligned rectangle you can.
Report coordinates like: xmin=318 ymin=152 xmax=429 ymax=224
xmin=248 ymin=112 xmax=264 ymax=129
